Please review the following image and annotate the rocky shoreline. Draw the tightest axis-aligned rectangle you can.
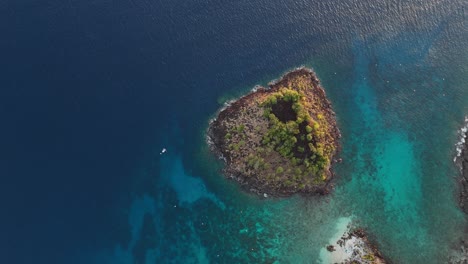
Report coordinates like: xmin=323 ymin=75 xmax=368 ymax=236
xmin=457 ymin=118 xmax=468 ymax=214
xmin=323 ymin=225 xmax=386 ymax=264
xmin=207 ymin=67 xmax=340 ymax=197
xmin=450 ymin=117 xmax=468 ymax=263
xmin=344 ymin=229 xmax=386 ymax=264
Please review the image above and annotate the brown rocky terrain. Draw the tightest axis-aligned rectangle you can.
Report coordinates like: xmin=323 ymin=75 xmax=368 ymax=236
xmin=207 ymin=67 xmax=340 ymax=196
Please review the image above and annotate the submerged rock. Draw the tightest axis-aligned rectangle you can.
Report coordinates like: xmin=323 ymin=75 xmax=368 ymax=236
xmin=207 ymin=67 xmax=340 ymax=196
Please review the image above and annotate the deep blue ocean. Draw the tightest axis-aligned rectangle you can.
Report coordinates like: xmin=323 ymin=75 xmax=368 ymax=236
xmin=1 ymin=0 xmax=467 ymax=263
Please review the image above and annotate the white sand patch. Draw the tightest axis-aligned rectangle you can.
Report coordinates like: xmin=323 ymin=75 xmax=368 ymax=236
xmin=319 ymin=217 xmax=385 ymax=264
xmin=319 ymin=217 xmax=353 ymax=263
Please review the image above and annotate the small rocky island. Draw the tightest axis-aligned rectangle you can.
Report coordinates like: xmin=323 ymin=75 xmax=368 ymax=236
xmin=325 ymin=228 xmax=387 ymax=264
xmin=208 ymin=68 xmax=340 ymax=196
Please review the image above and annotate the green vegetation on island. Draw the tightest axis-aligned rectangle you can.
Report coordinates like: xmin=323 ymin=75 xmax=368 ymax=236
xmin=208 ymin=68 xmax=340 ymax=196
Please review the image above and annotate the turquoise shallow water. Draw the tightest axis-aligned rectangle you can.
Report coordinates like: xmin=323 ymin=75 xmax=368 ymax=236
xmin=3 ymin=0 xmax=468 ymax=262
xmin=104 ymin=38 xmax=467 ymax=262
xmin=40 ymin=0 xmax=464 ymax=263
xmin=331 ymin=45 xmax=453 ymax=262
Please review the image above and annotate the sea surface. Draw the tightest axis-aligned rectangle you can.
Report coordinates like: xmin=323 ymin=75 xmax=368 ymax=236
xmin=1 ymin=0 xmax=467 ymax=263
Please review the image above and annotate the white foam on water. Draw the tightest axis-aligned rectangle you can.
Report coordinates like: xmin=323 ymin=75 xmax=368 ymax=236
xmin=454 ymin=116 xmax=468 ymax=164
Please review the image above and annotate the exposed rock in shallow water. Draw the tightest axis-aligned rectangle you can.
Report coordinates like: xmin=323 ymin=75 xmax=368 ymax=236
xmin=448 ymin=238 xmax=468 ymax=264
xmin=325 ymin=228 xmax=386 ymax=264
